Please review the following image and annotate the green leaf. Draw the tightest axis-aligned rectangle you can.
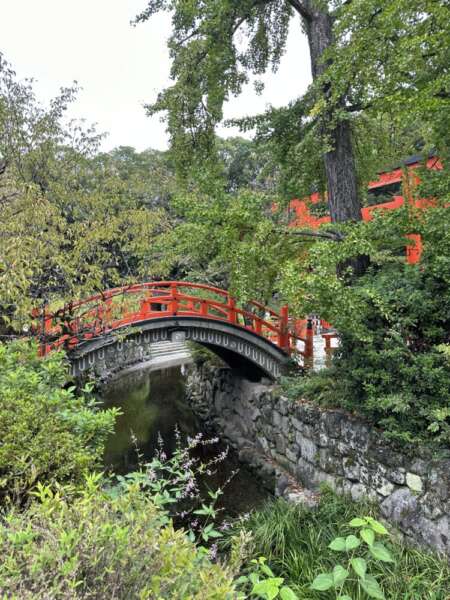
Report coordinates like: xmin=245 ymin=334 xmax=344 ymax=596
xmin=311 ymin=573 xmax=334 ymax=591
xmin=260 ymin=563 xmax=275 ymax=577
xmin=360 ymin=575 xmax=385 ymax=599
xmin=333 ymin=565 xmax=350 ymax=587
xmin=249 ymin=572 xmax=260 ymax=585
xmin=345 ymin=535 xmax=361 ymax=551
xmin=349 ymin=518 xmax=367 ymax=528
xmin=279 ymin=586 xmax=299 ymax=600
xmin=369 ymin=542 xmax=395 ymax=563
xmin=329 ymin=537 xmax=346 ymax=551
xmin=365 ymin=517 xmax=389 ymax=535
xmin=337 ymin=596 xmax=353 ymax=600
xmin=252 ymin=578 xmax=284 ymax=600
xmin=351 ymin=557 xmax=367 ymax=578
xmin=360 ymin=528 xmax=375 ymax=546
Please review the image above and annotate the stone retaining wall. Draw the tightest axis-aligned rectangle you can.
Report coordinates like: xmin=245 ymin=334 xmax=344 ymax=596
xmin=186 ymin=363 xmax=450 ymax=557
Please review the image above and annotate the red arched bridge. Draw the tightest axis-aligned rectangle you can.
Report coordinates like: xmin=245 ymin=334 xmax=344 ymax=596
xmin=34 ymin=281 xmax=314 ymax=380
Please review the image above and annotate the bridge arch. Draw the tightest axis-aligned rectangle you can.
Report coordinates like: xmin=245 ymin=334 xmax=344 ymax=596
xmin=69 ymin=316 xmax=289 ymax=380
xmin=34 ymin=282 xmax=309 ymax=381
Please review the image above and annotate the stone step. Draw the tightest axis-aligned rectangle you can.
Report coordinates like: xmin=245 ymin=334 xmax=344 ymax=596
xmin=150 ymin=341 xmax=190 ymax=358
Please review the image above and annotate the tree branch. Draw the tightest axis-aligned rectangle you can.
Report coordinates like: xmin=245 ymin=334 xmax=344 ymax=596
xmin=278 ymin=228 xmax=345 ymax=241
xmin=286 ymin=0 xmax=312 ymax=21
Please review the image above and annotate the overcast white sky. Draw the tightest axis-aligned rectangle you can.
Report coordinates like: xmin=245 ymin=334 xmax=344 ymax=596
xmin=1 ymin=1 xmax=312 ymax=152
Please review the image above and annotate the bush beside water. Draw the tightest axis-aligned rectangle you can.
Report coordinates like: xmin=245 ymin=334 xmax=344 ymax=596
xmin=0 ymin=341 xmax=119 ymax=505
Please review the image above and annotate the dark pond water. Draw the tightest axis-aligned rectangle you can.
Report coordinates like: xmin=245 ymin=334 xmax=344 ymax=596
xmin=100 ymin=365 xmax=269 ymax=518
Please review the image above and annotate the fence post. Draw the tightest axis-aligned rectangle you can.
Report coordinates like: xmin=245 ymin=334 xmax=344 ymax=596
xmin=304 ymin=317 xmax=314 ymax=369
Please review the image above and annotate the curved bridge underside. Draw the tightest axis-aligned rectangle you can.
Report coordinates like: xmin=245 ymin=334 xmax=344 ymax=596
xmin=70 ymin=316 xmax=290 ymax=381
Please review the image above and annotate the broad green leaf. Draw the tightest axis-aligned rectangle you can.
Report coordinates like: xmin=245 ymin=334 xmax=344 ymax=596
xmin=260 ymin=563 xmax=275 ymax=577
xmin=345 ymin=535 xmax=361 ymax=551
xmin=337 ymin=596 xmax=353 ymax=600
xmin=349 ymin=518 xmax=367 ymax=527
xmin=252 ymin=578 xmax=284 ymax=600
xmin=311 ymin=573 xmax=334 ymax=591
xmin=249 ymin=572 xmax=259 ymax=585
xmin=360 ymin=575 xmax=385 ymax=599
xmin=351 ymin=557 xmax=367 ymax=578
xmin=279 ymin=586 xmax=299 ymax=600
xmin=329 ymin=537 xmax=346 ymax=551
xmin=366 ymin=517 xmax=389 ymax=535
xmin=360 ymin=528 xmax=375 ymax=546
xmin=369 ymin=542 xmax=395 ymax=563
xmin=333 ymin=565 xmax=350 ymax=587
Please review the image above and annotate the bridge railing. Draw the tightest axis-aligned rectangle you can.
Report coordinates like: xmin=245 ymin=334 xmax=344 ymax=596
xmin=33 ymin=281 xmax=312 ymax=362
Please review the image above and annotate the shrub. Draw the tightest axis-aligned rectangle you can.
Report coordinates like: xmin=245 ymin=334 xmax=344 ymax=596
xmin=0 ymin=476 xmax=236 ymax=599
xmin=0 ymin=340 xmax=119 ymax=504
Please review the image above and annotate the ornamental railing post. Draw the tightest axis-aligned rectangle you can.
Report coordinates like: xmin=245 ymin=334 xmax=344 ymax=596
xmin=228 ymin=296 xmax=237 ymax=324
xmin=170 ymin=282 xmax=178 ymax=315
xmin=279 ymin=305 xmax=290 ymax=352
xmin=200 ymin=299 xmax=208 ymax=316
xmin=304 ymin=317 xmax=314 ymax=369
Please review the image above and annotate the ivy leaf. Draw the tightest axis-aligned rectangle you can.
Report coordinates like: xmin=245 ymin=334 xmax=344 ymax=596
xmin=333 ymin=565 xmax=350 ymax=587
xmin=311 ymin=573 xmax=334 ymax=591
xmin=351 ymin=557 xmax=367 ymax=578
xmin=360 ymin=575 xmax=386 ymax=599
xmin=360 ymin=528 xmax=375 ymax=546
xmin=369 ymin=542 xmax=395 ymax=563
xmin=329 ymin=537 xmax=346 ymax=551
xmin=349 ymin=518 xmax=367 ymax=527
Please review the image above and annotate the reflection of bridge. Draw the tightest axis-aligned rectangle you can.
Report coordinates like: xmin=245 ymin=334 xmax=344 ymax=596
xmin=34 ymin=282 xmax=314 ymax=380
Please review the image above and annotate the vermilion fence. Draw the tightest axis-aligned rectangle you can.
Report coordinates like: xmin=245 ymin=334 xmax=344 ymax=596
xmin=33 ymin=281 xmax=315 ymax=363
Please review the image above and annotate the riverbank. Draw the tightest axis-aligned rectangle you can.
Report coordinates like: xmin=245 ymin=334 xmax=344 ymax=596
xmin=186 ymin=362 xmax=450 ymax=557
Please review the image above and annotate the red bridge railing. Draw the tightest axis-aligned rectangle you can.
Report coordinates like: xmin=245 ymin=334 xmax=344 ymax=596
xmin=33 ymin=281 xmax=314 ymax=362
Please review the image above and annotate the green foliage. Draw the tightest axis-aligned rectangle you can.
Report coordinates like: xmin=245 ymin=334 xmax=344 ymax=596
xmin=158 ymin=187 xmax=293 ymax=302
xmin=311 ymin=516 xmax=393 ymax=599
xmin=0 ymin=476 xmax=235 ymax=599
xmin=0 ymin=58 xmax=169 ymax=329
xmin=236 ymin=556 xmax=298 ymax=600
xmin=280 ymin=204 xmax=450 ymax=446
xmin=0 ymin=340 xmax=118 ymax=504
xmin=231 ymin=490 xmax=450 ymax=599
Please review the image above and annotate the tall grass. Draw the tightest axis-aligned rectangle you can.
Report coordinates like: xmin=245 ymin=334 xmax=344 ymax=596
xmin=235 ymin=489 xmax=450 ymax=599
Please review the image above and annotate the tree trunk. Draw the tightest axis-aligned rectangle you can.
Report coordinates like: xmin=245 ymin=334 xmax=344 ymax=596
xmin=304 ymin=6 xmax=368 ymax=274
xmin=305 ymin=9 xmax=361 ymax=224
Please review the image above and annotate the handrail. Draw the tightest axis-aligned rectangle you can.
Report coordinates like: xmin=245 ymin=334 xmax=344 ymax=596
xmin=33 ymin=281 xmax=313 ymax=363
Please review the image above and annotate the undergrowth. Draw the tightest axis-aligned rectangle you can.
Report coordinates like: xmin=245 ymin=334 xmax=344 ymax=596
xmin=230 ymin=489 xmax=450 ymax=599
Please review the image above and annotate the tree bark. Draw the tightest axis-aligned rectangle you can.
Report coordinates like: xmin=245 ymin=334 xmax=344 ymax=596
xmin=302 ymin=5 xmax=368 ymax=274
xmin=304 ymin=8 xmax=361 ymax=224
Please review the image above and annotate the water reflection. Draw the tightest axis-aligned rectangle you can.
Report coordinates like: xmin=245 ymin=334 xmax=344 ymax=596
xmin=102 ymin=366 xmax=196 ymax=473
xmin=100 ymin=364 xmax=269 ymax=516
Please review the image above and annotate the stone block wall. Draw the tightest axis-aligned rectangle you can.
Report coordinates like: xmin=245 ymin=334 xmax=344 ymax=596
xmin=186 ymin=364 xmax=450 ymax=557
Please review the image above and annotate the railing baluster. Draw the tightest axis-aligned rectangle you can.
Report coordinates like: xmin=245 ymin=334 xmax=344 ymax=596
xmin=228 ymin=296 xmax=237 ymax=324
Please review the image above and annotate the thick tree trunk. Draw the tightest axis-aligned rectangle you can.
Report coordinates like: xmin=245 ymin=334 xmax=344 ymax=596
xmin=303 ymin=6 xmax=368 ymax=274
xmin=305 ymin=9 xmax=362 ymax=224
